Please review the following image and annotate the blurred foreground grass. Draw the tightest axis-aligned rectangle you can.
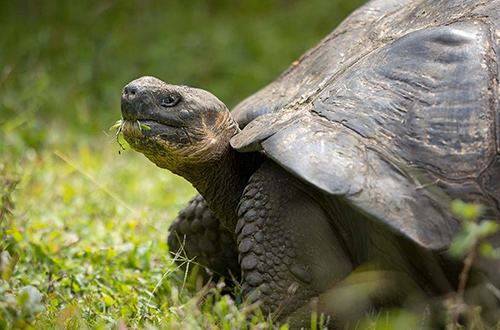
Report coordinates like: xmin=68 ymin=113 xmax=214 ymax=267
xmin=0 ymin=0 xmax=369 ymax=329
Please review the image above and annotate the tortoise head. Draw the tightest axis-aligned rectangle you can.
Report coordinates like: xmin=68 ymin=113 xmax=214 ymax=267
xmin=120 ymin=76 xmax=238 ymax=177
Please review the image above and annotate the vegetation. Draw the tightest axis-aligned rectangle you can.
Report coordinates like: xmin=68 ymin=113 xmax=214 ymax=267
xmin=1 ymin=0 xmax=499 ymax=329
xmin=0 ymin=0 xmax=365 ymax=329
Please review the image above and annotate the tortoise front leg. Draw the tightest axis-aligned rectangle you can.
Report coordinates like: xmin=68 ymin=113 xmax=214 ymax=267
xmin=168 ymin=194 xmax=240 ymax=281
xmin=236 ymin=161 xmax=354 ymax=328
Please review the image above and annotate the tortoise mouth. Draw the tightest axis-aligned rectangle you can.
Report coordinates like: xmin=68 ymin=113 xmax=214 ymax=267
xmin=121 ymin=119 xmax=179 ymax=141
xmin=121 ymin=118 xmax=197 ymax=153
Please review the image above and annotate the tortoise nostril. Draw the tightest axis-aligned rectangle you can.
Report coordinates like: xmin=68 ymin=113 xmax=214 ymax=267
xmin=121 ymin=83 xmax=145 ymax=120
xmin=122 ymin=84 xmax=141 ymax=102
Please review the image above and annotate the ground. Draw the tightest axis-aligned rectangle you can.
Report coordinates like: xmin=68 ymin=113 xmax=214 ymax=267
xmin=1 ymin=0 xmax=490 ymax=329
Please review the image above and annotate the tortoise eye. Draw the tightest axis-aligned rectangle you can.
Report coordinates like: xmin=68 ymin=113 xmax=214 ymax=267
xmin=161 ymin=94 xmax=180 ymax=107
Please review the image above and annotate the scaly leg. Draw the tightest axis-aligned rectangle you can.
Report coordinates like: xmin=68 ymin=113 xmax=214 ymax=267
xmin=168 ymin=194 xmax=240 ymax=281
xmin=236 ymin=161 xmax=354 ymax=327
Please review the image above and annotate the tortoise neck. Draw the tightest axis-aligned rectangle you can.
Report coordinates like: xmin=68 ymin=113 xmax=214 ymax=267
xmin=191 ymin=145 xmax=263 ymax=231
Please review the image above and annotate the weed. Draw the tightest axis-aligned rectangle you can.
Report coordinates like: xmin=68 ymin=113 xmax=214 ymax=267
xmin=446 ymin=200 xmax=500 ymax=329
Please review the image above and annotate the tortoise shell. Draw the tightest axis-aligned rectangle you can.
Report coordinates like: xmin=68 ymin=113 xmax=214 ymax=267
xmin=230 ymin=0 xmax=500 ymax=250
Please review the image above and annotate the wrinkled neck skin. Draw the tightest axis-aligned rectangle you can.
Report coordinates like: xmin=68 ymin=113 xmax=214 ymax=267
xmin=133 ymin=110 xmax=262 ymax=231
xmin=141 ymin=115 xmax=263 ymax=232
xmin=189 ymin=142 xmax=263 ymax=232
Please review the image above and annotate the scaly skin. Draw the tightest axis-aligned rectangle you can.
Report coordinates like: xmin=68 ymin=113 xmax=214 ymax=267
xmin=168 ymin=194 xmax=240 ymax=281
xmin=236 ymin=161 xmax=354 ymax=328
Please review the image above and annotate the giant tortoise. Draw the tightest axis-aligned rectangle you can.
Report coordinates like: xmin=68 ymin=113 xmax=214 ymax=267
xmin=118 ymin=0 xmax=500 ymax=327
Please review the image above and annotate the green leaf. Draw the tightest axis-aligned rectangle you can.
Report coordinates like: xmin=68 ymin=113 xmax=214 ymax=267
xmin=451 ymin=200 xmax=484 ymax=221
xmin=479 ymin=242 xmax=495 ymax=258
xmin=109 ymin=119 xmax=123 ymax=131
xmin=137 ymin=121 xmax=151 ymax=130
xmin=106 ymin=248 xmax=117 ymax=260
xmin=101 ymin=292 xmax=115 ymax=306
xmin=17 ymin=291 xmax=29 ymax=305
xmin=477 ymin=220 xmax=499 ymax=238
xmin=19 ymin=286 xmax=42 ymax=306
xmin=0 ymin=250 xmax=13 ymax=281
xmin=449 ymin=230 xmax=476 ymax=258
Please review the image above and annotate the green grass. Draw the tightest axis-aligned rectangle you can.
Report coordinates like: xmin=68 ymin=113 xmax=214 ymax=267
xmin=4 ymin=1 xmax=498 ymax=329
xmin=0 ymin=0 xmax=367 ymax=329
xmin=1 ymin=139 xmax=285 ymax=329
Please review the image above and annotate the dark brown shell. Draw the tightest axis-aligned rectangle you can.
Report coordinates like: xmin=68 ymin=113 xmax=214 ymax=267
xmin=230 ymin=0 xmax=500 ymax=250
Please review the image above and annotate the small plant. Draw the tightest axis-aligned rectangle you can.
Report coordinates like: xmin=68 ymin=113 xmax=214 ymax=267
xmin=0 ymin=284 xmax=45 ymax=330
xmin=0 ymin=168 xmax=45 ymax=329
xmin=447 ymin=200 xmax=500 ymax=329
xmin=0 ymin=165 xmax=19 ymax=235
xmin=109 ymin=118 xmax=151 ymax=153
xmin=0 ymin=166 xmax=20 ymax=282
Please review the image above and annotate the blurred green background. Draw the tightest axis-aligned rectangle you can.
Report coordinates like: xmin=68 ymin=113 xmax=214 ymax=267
xmin=1 ymin=0 xmax=365 ymax=154
xmin=0 ymin=1 xmax=369 ymax=328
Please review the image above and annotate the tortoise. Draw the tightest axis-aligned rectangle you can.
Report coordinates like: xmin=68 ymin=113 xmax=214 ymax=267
xmin=118 ymin=0 xmax=500 ymax=327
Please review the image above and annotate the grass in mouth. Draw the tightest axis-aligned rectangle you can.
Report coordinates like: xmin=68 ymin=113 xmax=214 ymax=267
xmin=109 ymin=118 xmax=151 ymax=153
